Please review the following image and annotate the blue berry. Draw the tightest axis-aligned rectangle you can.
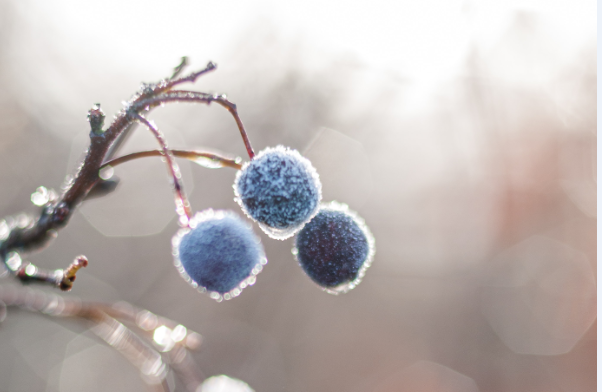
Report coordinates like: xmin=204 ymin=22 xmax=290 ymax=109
xmin=293 ymin=201 xmax=375 ymax=294
xmin=234 ymin=146 xmax=322 ymax=240
xmin=172 ymin=210 xmax=266 ymax=301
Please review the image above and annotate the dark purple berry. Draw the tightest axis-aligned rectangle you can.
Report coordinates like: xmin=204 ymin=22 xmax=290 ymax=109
xmin=294 ymin=202 xmax=374 ymax=294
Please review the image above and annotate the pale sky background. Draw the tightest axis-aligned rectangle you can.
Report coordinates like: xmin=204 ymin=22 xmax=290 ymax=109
xmin=5 ymin=0 xmax=597 ymax=119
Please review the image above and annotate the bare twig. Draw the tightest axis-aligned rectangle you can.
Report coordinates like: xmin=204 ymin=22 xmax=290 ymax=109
xmin=1 ymin=231 xmax=88 ymax=291
xmin=170 ymin=56 xmax=190 ymax=80
xmin=160 ymin=61 xmax=217 ymax=92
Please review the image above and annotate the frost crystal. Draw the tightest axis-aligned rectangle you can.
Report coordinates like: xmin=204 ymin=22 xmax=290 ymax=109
xmin=172 ymin=210 xmax=267 ymax=301
xmin=293 ymin=201 xmax=375 ymax=294
xmin=234 ymin=146 xmax=322 ymax=240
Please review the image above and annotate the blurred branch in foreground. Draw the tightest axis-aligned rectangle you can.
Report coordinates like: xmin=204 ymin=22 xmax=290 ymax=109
xmin=0 ymin=284 xmax=205 ymax=392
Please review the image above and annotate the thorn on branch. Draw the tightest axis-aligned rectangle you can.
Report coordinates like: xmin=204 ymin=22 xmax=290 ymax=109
xmin=206 ymin=61 xmax=217 ymax=71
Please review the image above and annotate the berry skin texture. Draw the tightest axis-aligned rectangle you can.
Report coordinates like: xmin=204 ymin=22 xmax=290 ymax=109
xmin=293 ymin=201 xmax=375 ymax=294
xmin=234 ymin=146 xmax=322 ymax=240
xmin=172 ymin=210 xmax=267 ymax=302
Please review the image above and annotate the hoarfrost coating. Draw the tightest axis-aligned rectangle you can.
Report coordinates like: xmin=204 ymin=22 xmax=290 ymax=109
xmin=294 ymin=201 xmax=374 ymax=294
xmin=234 ymin=146 xmax=322 ymax=240
xmin=173 ymin=210 xmax=266 ymax=300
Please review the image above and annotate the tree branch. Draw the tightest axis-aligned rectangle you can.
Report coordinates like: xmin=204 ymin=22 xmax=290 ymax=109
xmin=0 ymin=59 xmax=247 ymax=290
xmin=160 ymin=61 xmax=217 ymax=92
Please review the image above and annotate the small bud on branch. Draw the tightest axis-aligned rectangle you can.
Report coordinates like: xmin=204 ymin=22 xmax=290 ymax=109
xmin=87 ymin=103 xmax=105 ymax=134
xmin=58 ymin=255 xmax=88 ymax=291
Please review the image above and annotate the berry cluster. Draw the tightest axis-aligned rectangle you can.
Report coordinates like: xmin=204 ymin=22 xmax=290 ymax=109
xmin=0 ymin=59 xmax=374 ymax=302
xmin=0 ymin=60 xmax=377 ymax=390
xmin=174 ymin=145 xmax=375 ymax=301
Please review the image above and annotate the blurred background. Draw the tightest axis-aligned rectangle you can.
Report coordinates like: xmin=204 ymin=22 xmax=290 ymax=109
xmin=0 ymin=0 xmax=596 ymax=391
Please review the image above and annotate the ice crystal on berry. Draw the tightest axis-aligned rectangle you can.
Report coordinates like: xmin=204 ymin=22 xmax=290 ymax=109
xmin=172 ymin=210 xmax=267 ymax=302
xmin=293 ymin=201 xmax=375 ymax=294
xmin=234 ymin=146 xmax=321 ymax=240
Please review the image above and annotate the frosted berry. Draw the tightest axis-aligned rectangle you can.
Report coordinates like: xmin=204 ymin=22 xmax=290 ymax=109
xmin=172 ymin=210 xmax=267 ymax=302
xmin=293 ymin=201 xmax=375 ymax=294
xmin=234 ymin=146 xmax=321 ymax=240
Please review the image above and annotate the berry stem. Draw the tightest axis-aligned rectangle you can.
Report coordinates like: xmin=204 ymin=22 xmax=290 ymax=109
xmin=134 ymin=91 xmax=256 ymax=159
xmin=169 ymin=56 xmax=190 ymax=80
xmin=158 ymin=61 xmax=217 ymax=93
xmin=133 ymin=113 xmax=193 ymax=226
xmin=101 ymin=149 xmax=243 ymax=171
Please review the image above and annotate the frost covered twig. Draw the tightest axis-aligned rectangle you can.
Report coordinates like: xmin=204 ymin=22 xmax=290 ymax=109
xmin=0 ymin=59 xmax=253 ymax=290
xmin=133 ymin=90 xmax=255 ymax=159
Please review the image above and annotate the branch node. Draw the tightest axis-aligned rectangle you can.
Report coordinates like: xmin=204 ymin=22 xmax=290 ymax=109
xmin=88 ymin=104 xmax=105 ymax=135
xmin=206 ymin=61 xmax=217 ymax=71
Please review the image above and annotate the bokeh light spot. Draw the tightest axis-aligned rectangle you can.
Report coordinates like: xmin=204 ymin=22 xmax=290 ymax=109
xmin=303 ymin=127 xmax=373 ymax=208
xmin=481 ymin=236 xmax=596 ymax=355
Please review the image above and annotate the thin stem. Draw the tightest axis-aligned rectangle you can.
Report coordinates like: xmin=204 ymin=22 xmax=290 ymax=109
xmin=134 ymin=91 xmax=255 ymax=159
xmin=132 ymin=114 xmax=193 ymax=226
xmin=159 ymin=61 xmax=217 ymax=93
xmin=102 ymin=149 xmax=243 ymax=171
xmin=3 ymin=251 xmax=88 ymax=291
xmin=169 ymin=56 xmax=189 ymax=80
